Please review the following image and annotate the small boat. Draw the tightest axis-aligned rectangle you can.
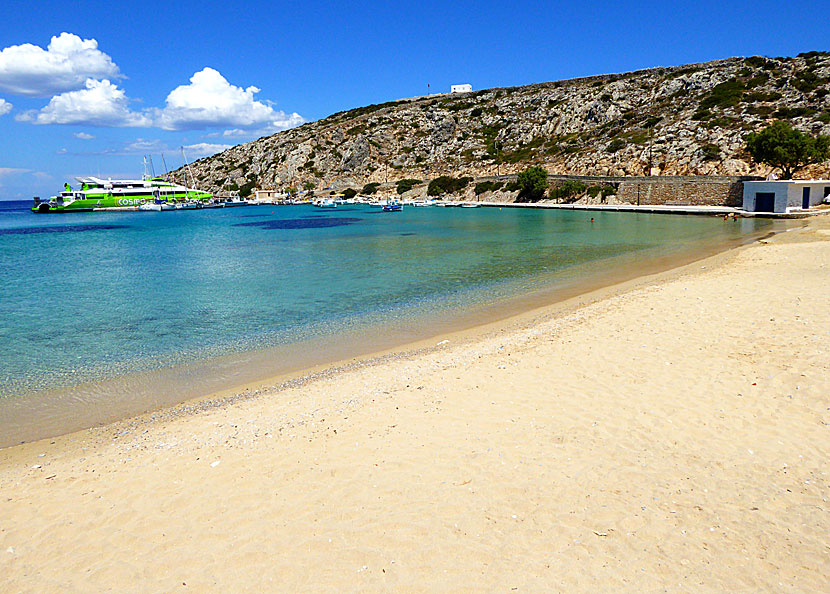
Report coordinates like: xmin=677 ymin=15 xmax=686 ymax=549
xmin=138 ymin=201 xmax=163 ymax=211
xmin=159 ymin=202 xmax=177 ymax=211
xmin=412 ymin=200 xmax=435 ymax=207
xmin=460 ymin=203 xmax=481 ymax=208
xmin=219 ymin=196 xmax=249 ymax=207
xmin=314 ymin=198 xmax=337 ymax=208
xmin=382 ymin=200 xmax=403 ymax=212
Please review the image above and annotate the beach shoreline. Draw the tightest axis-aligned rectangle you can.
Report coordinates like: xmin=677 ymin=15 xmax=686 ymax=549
xmin=0 ymin=216 xmax=789 ymax=449
xmin=1 ymin=215 xmax=828 ymax=592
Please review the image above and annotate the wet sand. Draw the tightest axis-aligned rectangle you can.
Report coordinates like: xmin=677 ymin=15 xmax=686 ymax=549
xmin=1 ymin=216 xmax=828 ymax=592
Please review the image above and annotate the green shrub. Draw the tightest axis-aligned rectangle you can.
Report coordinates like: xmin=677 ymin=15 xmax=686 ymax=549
xmin=700 ymin=143 xmax=721 ymax=161
xmin=361 ymin=182 xmax=380 ymax=195
xmin=474 ymin=180 xmax=504 ymax=195
xmin=743 ymin=91 xmax=782 ymax=102
xmin=586 ymin=185 xmax=602 ymax=198
xmin=342 ymin=188 xmax=357 ymax=199
xmin=747 ymin=104 xmax=775 ymax=117
xmin=470 ymin=107 xmax=483 ymax=118
xmin=346 ymin=124 xmax=367 ymax=136
xmin=792 ymin=70 xmax=826 ymax=93
xmin=607 ymin=138 xmax=626 ymax=153
xmin=744 ymin=56 xmax=771 ymax=69
xmin=699 ymin=79 xmax=744 ymax=109
xmin=549 ymin=180 xmax=587 ymax=203
xmin=427 ymin=176 xmax=472 ymax=196
xmin=239 ymin=180 xmax=257 ymax=198
xmin=516 ymin=166 xmax=548 ymax=202
xmin=396 ymin=178 xmax=422 ymax=194
xmin=773 ymin=106 xmax=816 ymax=119
xmin=600 ymin=185 xmax=616 ymax=197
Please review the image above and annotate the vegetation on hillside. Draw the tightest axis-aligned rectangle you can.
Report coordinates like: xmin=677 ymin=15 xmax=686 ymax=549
xmin=745 ymin=121 xmax=830 ymax=179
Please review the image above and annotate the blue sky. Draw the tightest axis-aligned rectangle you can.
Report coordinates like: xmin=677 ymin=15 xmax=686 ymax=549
xmin=0 ymin=0 xmax=826 ymax=200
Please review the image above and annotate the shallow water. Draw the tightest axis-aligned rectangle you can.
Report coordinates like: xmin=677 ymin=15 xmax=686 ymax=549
xmin=0 ymin=199 xmax=775 ymax=446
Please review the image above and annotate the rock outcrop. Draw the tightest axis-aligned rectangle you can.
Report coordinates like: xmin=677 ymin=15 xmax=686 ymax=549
xmin=178 ymin=52 xmax=830 ymax=195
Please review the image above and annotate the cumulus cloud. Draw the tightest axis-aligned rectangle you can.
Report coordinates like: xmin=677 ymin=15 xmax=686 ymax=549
xmin=74 ymin=132 xmax=94 ymax=139
xmin=153 ymin=67 xmax=304 ymax=131
xmin=0 ymin=99 xmax=11 ymax=116
xmin=0 ymin=33 xmax=121 ymax=97
xmin=16 ymin=79 xmax=151 ymax=127
xmin=183 ymin=142 xmax=233 ymax=158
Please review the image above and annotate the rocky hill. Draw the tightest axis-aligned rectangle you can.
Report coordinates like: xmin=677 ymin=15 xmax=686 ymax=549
xmin=180 ymin=52 xmax=830 ymax=196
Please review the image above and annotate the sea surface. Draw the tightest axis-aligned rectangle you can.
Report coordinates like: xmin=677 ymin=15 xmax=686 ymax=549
xmin=0 ymin=199 xmax=777 ymax=446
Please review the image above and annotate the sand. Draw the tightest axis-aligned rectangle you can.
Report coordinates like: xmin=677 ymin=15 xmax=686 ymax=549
xmin=1 ymin=216 xmax=828 ymax=593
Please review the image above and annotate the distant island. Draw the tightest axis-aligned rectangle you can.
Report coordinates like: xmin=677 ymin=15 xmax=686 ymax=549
xmin=177 ymin=52 xmax=830 ymax=199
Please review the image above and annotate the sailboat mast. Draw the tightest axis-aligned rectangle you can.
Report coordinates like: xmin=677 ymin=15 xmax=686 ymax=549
xmin=181 ymin=147 xmax=197 ymax=198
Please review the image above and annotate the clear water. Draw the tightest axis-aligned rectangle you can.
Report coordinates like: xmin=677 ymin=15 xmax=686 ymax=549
xmin=0 ymin=199 xmax=775 ymax=445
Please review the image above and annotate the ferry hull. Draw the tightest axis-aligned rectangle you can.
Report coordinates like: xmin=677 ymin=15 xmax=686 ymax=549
xmin=32 ymin=191 xmax=213 ymax=213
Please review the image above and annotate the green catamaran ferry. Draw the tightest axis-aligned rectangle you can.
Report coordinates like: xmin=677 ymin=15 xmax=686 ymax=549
xmin=32 ymin=176 xmax=213 ymax=213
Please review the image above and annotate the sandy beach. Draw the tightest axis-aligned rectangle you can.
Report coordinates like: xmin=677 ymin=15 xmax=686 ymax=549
xmin=1 ymin=215 xmax=828 ymax=593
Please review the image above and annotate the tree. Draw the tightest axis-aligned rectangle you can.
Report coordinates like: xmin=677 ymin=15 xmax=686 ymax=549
xmin=342 ymin=188 xmax=357 ymax=199
xmin=516 ymin=166 xmax=548 ymax=202
xmin=303 ymin=181 xmax=316 ymax=191
xmin=745 ymin=121 xmax=830 ymax=179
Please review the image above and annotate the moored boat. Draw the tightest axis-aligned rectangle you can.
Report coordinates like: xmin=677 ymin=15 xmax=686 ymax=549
xmin=32 ymin=176 xmax=212 ymax=213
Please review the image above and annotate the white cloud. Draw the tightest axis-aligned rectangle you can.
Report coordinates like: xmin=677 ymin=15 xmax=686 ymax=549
xmin=183 ymin=142 xmax=233 ymax=158
xmin=0 ymin=167 xmax=30 ymax=177
xmin=74 ymin=132 xmax=94 ymax=139
xmin=0 ymin=99 xmax=11 ymax=116
xmin=122 ymin=138 xmax=165 ymax=153
xmin=0 ymin=33 xmax=121 ymax=97
xmin=16 ymin=79 xmax=151 ymax=127
xmin=153 ymin=67 xmax=304 ymax=131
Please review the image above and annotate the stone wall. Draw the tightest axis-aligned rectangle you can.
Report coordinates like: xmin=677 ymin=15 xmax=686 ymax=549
xmin=543 ymin=175 xmax=760 ymax=207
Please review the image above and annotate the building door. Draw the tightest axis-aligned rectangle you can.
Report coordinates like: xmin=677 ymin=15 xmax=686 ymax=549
xmin=755 ymin=192 xmax=775 ymax=212
xmin=802 ymin=187 xmax=811 ymax=209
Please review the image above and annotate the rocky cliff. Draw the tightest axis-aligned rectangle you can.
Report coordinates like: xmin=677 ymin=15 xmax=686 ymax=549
xmin=179 ymin=52 xmax=830 ymax=195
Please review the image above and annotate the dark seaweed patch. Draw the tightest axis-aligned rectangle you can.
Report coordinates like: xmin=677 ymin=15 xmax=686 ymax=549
xmin=233 ymin=217 xmax=361 ymax=230
xmin=400 ymin=232 xmax=417 ymax=236
xmin=0 ymin=224 xmax=129 ymax=235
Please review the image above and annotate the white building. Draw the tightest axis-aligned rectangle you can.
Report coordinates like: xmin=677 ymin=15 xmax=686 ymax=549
xmin=742 ymin=180 xmax=830 ymax=213
xmin=450 ymin=84 xmax=472 ymax=94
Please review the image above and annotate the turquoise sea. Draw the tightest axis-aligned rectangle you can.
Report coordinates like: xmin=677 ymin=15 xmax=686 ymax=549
xmin=0 ymin=199 xmax=776 ymax=446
